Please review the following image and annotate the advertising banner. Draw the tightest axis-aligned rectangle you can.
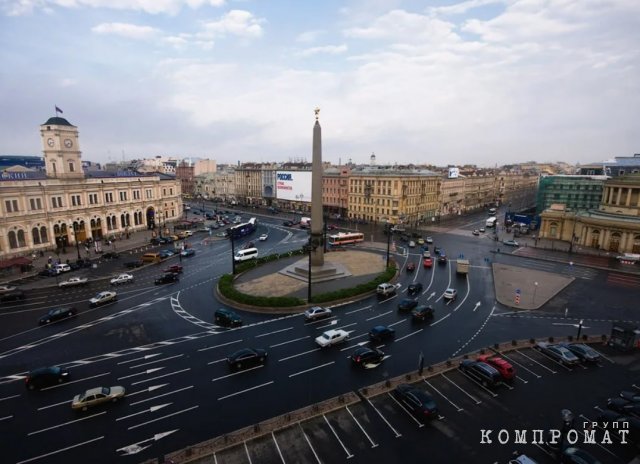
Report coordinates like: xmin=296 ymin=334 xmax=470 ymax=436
xmin=276 ymin=171 xmax=312 ymax=202
xmin=448 ymin=167 xmax=460 ymax=179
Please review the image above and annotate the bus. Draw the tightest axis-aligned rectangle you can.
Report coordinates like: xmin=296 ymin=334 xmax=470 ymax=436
xmin=486 ymin=217 xmax=497 ymax=228
xmin=227 ymin=217 xmax=258 ymax=238
xmin=328 ymin=232 xmax=365 ymax=247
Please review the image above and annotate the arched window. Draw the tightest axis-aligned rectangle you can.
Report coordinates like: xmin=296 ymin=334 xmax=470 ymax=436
xmin=32 ymin=227 xmax=41 ymax=245
xmin=120 ymin=214 xmax=126 ymax=228
xmin=40 ymin=226 xmax=48 ymax=243
xmin=17 ymin=230 xmax=26 ymax=248
xmin=8 ymin=231 xmax=18 ymax=249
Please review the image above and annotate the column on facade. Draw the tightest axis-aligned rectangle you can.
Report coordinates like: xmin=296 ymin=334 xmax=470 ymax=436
xmin=616 ymin=188 xmax=622 ymax=205
xmin=626 ymin=188 xmax=632 ymax=206
xmin=600 ymin=228 xmax=609 ymax=250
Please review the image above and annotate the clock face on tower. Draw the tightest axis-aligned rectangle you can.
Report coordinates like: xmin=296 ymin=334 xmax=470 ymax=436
xmin=64 ymin=139 xmax=73 ymax=148
xmin=47 ymin=138 xmax=54 ymax=147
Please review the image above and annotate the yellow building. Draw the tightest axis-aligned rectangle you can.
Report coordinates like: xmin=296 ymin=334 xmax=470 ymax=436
xmin=0 ymin=117 xmax=181 ymax=259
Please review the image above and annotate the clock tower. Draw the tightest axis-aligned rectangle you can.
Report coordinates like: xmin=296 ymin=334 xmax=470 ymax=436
xmin=40 ymin=116 xmax=84 ymax=179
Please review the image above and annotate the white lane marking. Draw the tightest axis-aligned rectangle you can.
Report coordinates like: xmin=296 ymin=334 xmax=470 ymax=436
xmin=128 ymin=405 xmax=199 ymax=430
xmin=16 ymin=436 xmax=104 ymax=464
xmin=429 ymin=313 xmax=450 ymax=327
xmin=0 ymin=414 xmax=13 ymax=421
xmin=387 ymin=392 xmax=424 ymax=428
xmin=28 ymin=411 xmax=106 ymax=436
xmin=388 ymin=319 xmax=407 ymax=328
xmin=118 ymin=353 xmax=163 ymax=365
xmin=272 ymin=431 xmax=286 ymax=464
xmin=269 ymin=336 xmax=310 ymax=348
xmin=289 ymin=362 xmax=335 ymax=378
xmin=365 ymin=397 xmax=402 ymax=438
xmin=131 ymin=368 xmax=191 ymax=386
xmin=345 ymin=305 xmax=372 ymax=315
xmin=0 ymin=393 xmax=20 ymax=402
xmin=126 ymin=384 xmax=169 ymax=397
xmin=278 ymin=347 xmax=321 ymax=362
xmin=38 ymin=397 xmax=73 ymax=411
xmin=212 ymin=365 xmax=264 ymax=382
xmin=118 ymin=367 xmax=166 ymax=381
xmin=218 ymin=381 xmax=275 ymax=400
xmin=207 ymin=358 xmax=227 ymax=365
xmin=129 ymin=354 xmax=184 ymax=369
xmin=244 ymin=441 xmax=253 ymax=464
xmin=300 ymin=423 xmax=322 ymax=464
xmin=497 ymin=352 xmax=542 ymax=379
xmin=41 ymin=372 xmax=111 ymax=391
xmin=423 ymin=379 xmax=463 ymax=412
xmin=323 ymin=414 xmax=353 ymax=458
xmin=395 ymin=329 xmax=424 ymax=343
xmin=129 ymin=385 xmax=194 ymax=407
xmin=116 ymin=403 xmax=172 ymax=421
xmin=197 ymin=340 xmax=243 ymax=352
xmin=516 ymin=350 xmax=557 ymax=374
xmin=366 ymin=310 xmax=392 ymax=322
xmin=440 ymin=373 xmax=481 ymax=404
xmin=346 ymin=405 xmax=378 ymax=447
xmin=255 ymin=327 xmax=294 ymax=338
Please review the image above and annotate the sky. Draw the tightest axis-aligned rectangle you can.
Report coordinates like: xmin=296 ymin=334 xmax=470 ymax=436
xmin=1 ymin=0 xmax=639 ymax=167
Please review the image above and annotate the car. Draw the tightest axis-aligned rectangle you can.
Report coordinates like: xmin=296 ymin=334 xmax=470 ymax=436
xmin=472 ymin=229 xmax=480 ymax=236
xmin=351 ymin=347 xmax=385 ymax=367
xmin=124 ymin=259 xmax=144 ymax=269
xmin=621 ymin=391 xmax=640 ymax=403
xmin=110 ymin=273 xmax=134 ymax=285
xmin=417 ymin=238 xmax=425 ymax=245
xmin=607 ymin=397 xmax=640 ymax=416
xmin=479 ymin=227 xmax=485 ymax=233
xmin=407 ymin=282 xmax=423 ymax=295
xmin=180 ymin=249 xmax=196 ymax=257
xmin=433 ymin=246 xmax=441 ymax=255
xmin=560 ymin=447 xmax=602 ymax=464
xmin=509 ymin=455 xmax=540 ymax=464
xmin=155 ymin=273 xmax=179 ymax=285
xmin=89 ymin=291 xmax=117 ymax=307
xmin=411 ymin=305 xmax=434 ymax=322
xmin=562 ymin=343 xmax=601 ymax=362
xmin=71 ymin=386 xmax=126 ymax=411
xmin=408 ymin=240 xmax=416 ymax=248
xmin=438 ymin=254 xmax=447 ymax=264
xmin=25 ymin=366 xmax=70 ymax=390
xmin=0 ymin=284 xmax=17 ymax=294
xmin=0 ymin=289 xmax=26 ymax=302
xmin=443 ymin=288 xmax=457 ymax=300
xmin=426 ymin=237 xmax=433 ymax=244
xmin=159 ymin=249 xmax=175 ymax=258
xmin=534 ymin=342 xmax=580 ymax=365
xmin=423 ymin=257 xmax=433 ymax=268
xmin=227 ymin=348 xmax=268 ymax=370
xmin=283 ymin=221 xmax=293 ymax=226
xmin=242 ymin=241 xmax=255 ymax=249
xmin=215 ymin=308 xmax=243 ymax=327
xmin=376 ymin=283 xmax=397 ymax=298
xmin=39 ymin=268 xmax=58 ymax=277
xmin=304 ymin=306 xmax=332 ymax=321
xmin=477 ymin=354 xmax=515 ymax=381
xmin=369 ymin=325 xmax=395 ymax=342
xmin=58 ymin=277 xmax=88 ymax=288
xmin=315 ymin=329 xmax=349 ymax=348
xmin=259 ymin=234 xmax=268 ymax=241
xmin=459 ymin=360 xmax=502 ymax=388
xmin=422 ymin=248 xmax=430 ymax=257
xmin=102 ymin=251 xmax=120 ymax=259
xmin=398 ymin=298 xmax=419 ymax=312
xmin=183 ymin=230 xmax=193 ymax=237
xmin=164 ymin=265 xmax=183 ymax=274
xmin=503 ymin=239 xmax=520 ymax=247
xmin=393 ymin=384 xmax=438 ymax=419
xmin=406 ymin=262 xmax=416 ymax=273
xmin=39 ymin=307 xmax=78 ymax=324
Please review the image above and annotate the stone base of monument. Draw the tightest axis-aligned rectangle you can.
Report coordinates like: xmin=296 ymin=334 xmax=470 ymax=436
xmin=279 ymin=259 xmax=352 ymax=283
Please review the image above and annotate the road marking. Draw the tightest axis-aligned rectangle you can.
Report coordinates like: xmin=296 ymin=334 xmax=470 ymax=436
xmin=116 ymin=403 xmax=172 ymax=421
xmin=516 ymin=350 xmax=557 ymax=374
xmin=244 ymin=441 xmax=253 ymax=464
xmin=28 ymin=411 xmax=106 ymax=436
xmin=197 ymin=339 xmax=244 ymax=352
xmin=346 ymin=405 xmax=378 ymax=447
xmin=129 ymin=385 xmax=194 ymax=406
xmin=269 ymin=336 xmax=310 ymax=348
xmin=128 ymin=405 xmax=199 ymax=430
xmin=118 ymin=353 xmax=163 ymax=365
xmin=0 ymin=393 xmax=19 ymax=402
xmin=394 ymin=329 xmax=424 ymax=343
xmin=441 ymin=373 xmax=481 ymax=404
xmin=129 ymin=354 xmax=184 ymax=369
xmin=218 ymin=381 xmax=274 ymax=400
xmin=300 ymin=423 xmax=322 ymax=464
xmin=255 ymin=327 xmax=293 ymax=338
xmin=366 ymin=310 xmax=392 ymax=322
xmin=388 ymin=319 xmax=407 ymax=328
xmin=289 ymin=362 xmax=335 ymax=378
xmin=0 ymin=414 xmax=13 ymax=421
xmin=345 ymin=305 xmax=372 ymax=315
xmin=272 ymin=431 xmax=286 ymax=464
xmin=131 ymin=368 xmax=191 ymax=386
xmin=278 ymin=347 xmax=321 ymax=362
xmin=118 ymin=367 xmax=165 ymax=380
xmin=429 ymin=313 xmax=450 ymax=327
xmin=496 ymin=352 xmax=541 ymax=379
xmin=451 ymin=306 xmax=495 ymax=357
xmin=41 ymin=372 xmax=111 ymax=391
xmin=423 ymin=379 xmax=463 ymax=412
xmin=126 ymin=384 xmax=169 ymax=398
xmin=323 ymin=414 xmax=353 ymax=458
xmin=207 ymin=358 xmax=228 ymax=365
xmin=16 ymin=436 xmax=104 ymax=464
xmin=387 ymin=392 xmax=425 ymax=428
xmin=38 ymin=397 xmax=73 ymax=411
xmin=365 ymin=397 xmax=402 ymax=438
xmin=213 ymin=365 xmax=264 ymax=381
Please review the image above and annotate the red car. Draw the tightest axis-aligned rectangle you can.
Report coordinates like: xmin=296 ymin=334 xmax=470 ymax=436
xmin=423 ymin=257 xmax=433 ymax=268
xmin=477 ymin=354 xmax=515 ymax=381
xmin=406 ymin=262 xmax=416 ymax=273
xmin=164 ymin=265 xmax=183 ymax=274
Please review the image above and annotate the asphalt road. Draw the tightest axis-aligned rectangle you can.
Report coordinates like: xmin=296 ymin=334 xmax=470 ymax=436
xmin=0 ymin=211 xmax=637 ymax=463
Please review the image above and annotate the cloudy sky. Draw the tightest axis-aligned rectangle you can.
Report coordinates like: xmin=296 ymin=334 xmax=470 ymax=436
xmin=1 ymin=0 xmax=639 ymax=167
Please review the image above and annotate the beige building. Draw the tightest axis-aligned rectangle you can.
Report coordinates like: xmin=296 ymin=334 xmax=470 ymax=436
xmin=0 ymin=117 xmax=181 ymax=259
xmin=539 ymin=175 xmax=640 ymax=253
xmin=462 ymin=173 xmax=498 ymax=212
xmin=322 ymin=166 xmax=350 ymax=218
xmin=440 ymin=177 xmax=466 ymax=217
xmin=347 ymin=167 xmax=440 ymax=226
xmin=194 ymin=159 xmax=217 ymax=176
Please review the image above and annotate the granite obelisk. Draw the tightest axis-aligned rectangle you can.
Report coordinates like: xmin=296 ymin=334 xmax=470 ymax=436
xmin=310 ymin=108 xmax=325 ymax=267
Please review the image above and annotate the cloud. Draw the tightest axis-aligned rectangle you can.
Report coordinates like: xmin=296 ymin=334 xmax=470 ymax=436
xmin=295 ymin=29 xmax=325 ymax=43
xmin=199 ymin=9 xmax=265 ymax=39
xmin=92 ymin=22 xmax=160 ymax=40
xmin=428 ymin=0 xmax=507 ymax=16
xmin=2 ymin=0 xmax=225 ymax=16
xmin=296 ymin=44 xmax=348 ymax=58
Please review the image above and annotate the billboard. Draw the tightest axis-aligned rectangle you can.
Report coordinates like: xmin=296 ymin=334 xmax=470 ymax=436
xmin=276 ymin=171 xmax=312 ymax=202
xmin=448 ymin=167 xmax=459 ymax=179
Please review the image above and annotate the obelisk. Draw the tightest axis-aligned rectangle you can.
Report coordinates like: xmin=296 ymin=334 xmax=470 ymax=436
xmin=310 ymin=108 xmax=325 ymax=266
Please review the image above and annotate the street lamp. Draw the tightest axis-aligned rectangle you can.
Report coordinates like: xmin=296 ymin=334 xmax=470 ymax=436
xmin=230 ymin=228 xmax=237 ymax=275
xmin=533 ymin=281 xmax=538 ymax=306
xmin=385 ymin=222 xmax=392 ymax=268
xmin=72 ymin=223 xmax=82 ymax=261
xmin=576 ymin=319 xmax=584 ymax=340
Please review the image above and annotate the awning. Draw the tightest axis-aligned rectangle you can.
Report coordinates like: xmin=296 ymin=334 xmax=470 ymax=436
xmin=0 ymin=257 xmax=32 ymax=269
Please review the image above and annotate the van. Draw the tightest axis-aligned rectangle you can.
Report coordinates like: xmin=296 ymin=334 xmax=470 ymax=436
xmin=141 ymin=252 xmax=161 ymax=263
xmin=54 ymin=263 xmax=71 ymax=274
xmin=234 ymin=247 xmax=258 ymax=262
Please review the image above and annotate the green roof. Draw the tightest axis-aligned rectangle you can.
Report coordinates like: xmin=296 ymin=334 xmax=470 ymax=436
xmin=43 ymin=117 xmax=74 ymax=127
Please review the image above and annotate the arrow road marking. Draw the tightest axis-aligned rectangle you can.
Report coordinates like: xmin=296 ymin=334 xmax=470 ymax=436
xmin=426 ymin=291 xmax=436 ymax=301
xmin=127 ymin=384 xmax=169 ymax=397
xmin=473 ymin=302 xmax=481 ymax=312
xmin=116 ymin=403 xmax=172 ymax=421
xmin=118 ymin=367 xmax=164 ymax=380
xmin=117 ymin=353 xmax=162 ymax=365
xmin=116 ymin=429 xmax=179 ymax=455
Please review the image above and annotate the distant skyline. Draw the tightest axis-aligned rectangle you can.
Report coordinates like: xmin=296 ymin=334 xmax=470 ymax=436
xmin=1 ymin=0 xmax=639 ymax=167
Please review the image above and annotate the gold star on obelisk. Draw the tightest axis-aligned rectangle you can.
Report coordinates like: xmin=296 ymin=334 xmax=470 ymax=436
xmin=314 ymin=107 xmax=320 ymax=120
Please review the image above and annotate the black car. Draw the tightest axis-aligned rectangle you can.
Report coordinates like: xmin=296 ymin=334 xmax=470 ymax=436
xmin=0 ymin=289 xmax=26 ymax=302
xmin=561 ymin=447 xmax=602 ymax=464
xmin=125 ymin=259 xmax=144 ymax=269
xmin=38 ymin=307 xmax=78 ymax=325
xmin=607 ymin=397 xmax=640 ymax=416
xmin=25 ymin=366 xmax=70 ymax=390
xmin=411 ymin=305 xmax=434 ymax=322
xmin=398 ymin=298 xmax=419 ymax=312
xmin=102 ymin=252 xmax=120 ymax=260
xmin=215 ymin=308 xmax=243 ymax=327
xmin=39 ymin=268 xmax=57 ymax=277
xmin=459 ymin=360 xmax=502 ymax=388
xmin=351 ymin=347 xmax=385 ymax=367
xmin=150 ymin=237 xmax=161 ymax=245
xmin=154 ymin=272 xmax=179 ymax=285
xmin=406 ymin=262 xmax=416 ymax=273
xmin=407 ymin=282 xmax=423 ymax=295
xmin=227 ymin=348 xmax=267 ymax=370
xmin=393 ymin=384 xmax=438 ymax=419
xmin=283 ymin=221 xmax=293 ymax=226
xmin=433 ymin=247 xmax=441 ymax=256
xmin=438 ymin=255 xmax=447 ymax=264
xmin=369 ymin=325 xmax=395 ymax=342
xmin=562 ymin=343 xmax=601 ymax=362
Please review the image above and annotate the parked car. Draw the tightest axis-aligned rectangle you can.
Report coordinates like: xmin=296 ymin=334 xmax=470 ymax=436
xmin=476 ymin=355 xmax=515 ymax=381
xmin=443 ymin=288 xmax=457 ymax=300
xmin=417 ymin=238 xmax=425 ymax=245
xmin=534 ymin=342 xmax=580 ymax=365
xmin=58 ymin=277 xmax=88 ymax=288
xmin=215 ymin=308 xmax=243 ymax=327
xmin=304 ymin=306 xmax=332 ymax=321
xmin=398 ymin=298 xmax=419 ymax=312
xmin=393 ymin=384 xmax=438 ymax=419
xmin=0 ymin=289 xmax=26 ymax=302
xmin=315 ymin=329 xmax=349 ymax=348
xmin=158 ymin=250 xmax=174 ymax=259
xmin=102 ymin=252 xmax=120 ymax=259
xmin=369 ymin=325 xmax=395 ymax=342
xmin=164 ymin=265 xmax=183 ymax=274
xmin=503 ymin=239 xmax=520 ymax=247
xmin=25 ymin=366 xmax=69 ymax=390
xmin=71 ymin=386 xmax=126 ymax=411
xmin=89 ymin=291 xmax=117 ymax=307
xmin=351 ymin=347 xmax=385 ymax=367
xmin=110 ymin=273 xmax=134 ymax=285
xmin=560 ymin=447 xmax=602 ymax=464
xmin=227 ymin=348 xmax=268 ymax=370
xmin=472 ymin=229 xmax=480 ymax=236
xmin=259 ymin=234 xmax=268 ymax=241
xmin=406 ymin=262 xmax=416 ymax=273
xmin=124 ymin=259 xmax=144 ymax=269
xmin=423 ymin=257 xmax=433 ymax=268
xmin=407 ymin=282 xmax=423 ymax=295
xmin=39 ymin=307 xmax=78 ymax=325
xmin=180 ymin=249 xmax=196 ymax=257
xmin=155 ymin=273 xmax=179 ymax=285
xmin=459 ymin=360 xmax=502 ymax=388
xmin=408 ymin=240 xmax=416 ymax=248
xmin=433 ymin=246 xmax=441 ymax=255
xmin=242 ymin=241 xmax=255 ymax=250
xmin=411 ymin=305 xmax=434 ymax=322
xmin=562 ymin=343 xmax=601 ymax=362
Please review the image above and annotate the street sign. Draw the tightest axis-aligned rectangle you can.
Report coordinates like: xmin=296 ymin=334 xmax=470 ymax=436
xmin=516 ymin=288 xmax=521 ymax=294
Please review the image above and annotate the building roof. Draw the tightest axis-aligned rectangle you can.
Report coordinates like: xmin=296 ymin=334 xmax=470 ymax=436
xmin=42 ymin=117 xmax=75 ymax=127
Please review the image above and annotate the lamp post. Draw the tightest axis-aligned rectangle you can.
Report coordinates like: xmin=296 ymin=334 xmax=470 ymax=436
xmin=576 ymin=319 xmax=584 ymax=340
xmin=158 ymin=211 xmax=163 ymax=238
xmin=230 ymin=228 xmax=237 ymax=275
xmin=386 ymin=222 xmax=392 ymax=268
xmin=72 ymin=223 xmax=82 ymax=261
xmin=533 ymin=281 xmax=538 ymax=306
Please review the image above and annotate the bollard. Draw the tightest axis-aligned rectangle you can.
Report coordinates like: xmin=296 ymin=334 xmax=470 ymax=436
xmin=567 ymin=335 xmax=573 ymax=342
xmin=338 ymin=395 xmax=344 ymax=403
xmin=446 ymin=359 xmax=452 ymax=367
xmin=479 ymin=348 xmax=485 ymax=355
xmin=427 ymin=365 xmax=433 ymax=372
xmin=254 ymin=424 xmax=260 ymax=433
xmin=529 ymin=338 xmax=536 ymax=344
xmin=511 ymin=340 xmax=517 ymax=346
xmin=548 ymin=336 xmax=554 ymax=343
xmin=463 ymin=354 xmax=468 ymax=359
xmin=405 ymin=374 xmax=412 ymax=381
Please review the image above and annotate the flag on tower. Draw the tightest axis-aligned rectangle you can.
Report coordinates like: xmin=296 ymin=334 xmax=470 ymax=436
xmin=55 ymin=106 xmax=63 ymax=114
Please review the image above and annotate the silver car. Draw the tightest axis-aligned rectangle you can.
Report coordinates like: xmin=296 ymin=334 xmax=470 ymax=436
xmin=304 ymin=306 xmax=332 ymax=321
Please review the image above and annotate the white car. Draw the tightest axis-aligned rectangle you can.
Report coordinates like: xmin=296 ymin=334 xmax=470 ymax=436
xmin=259 ymin=234 xmax=268 ymax=241
xmin=304 ymin=306 xmax=332 ymax=321
xmin=0 ymin=285 xmax=17 ymax=294
xmin=89 ymin=291 xmax=117 ymax=307
xmin=110 ymin=273 xmax=134 ymax=285
xmin=183 ymin=230 xmax=193 ymax=237
xmin=426 ymin=237 xmax=434 ymax=244
xmin=58 ymin=277 xmax=88 ymax=288
xmin=443 ymin=288 xmax=457 ymax=300
xmin=315 ymin=329 xmax=349 ymax=348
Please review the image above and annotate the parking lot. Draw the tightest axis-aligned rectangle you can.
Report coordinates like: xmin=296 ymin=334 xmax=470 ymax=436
xmin=200 ymin=344 xmax=640 ymax=464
